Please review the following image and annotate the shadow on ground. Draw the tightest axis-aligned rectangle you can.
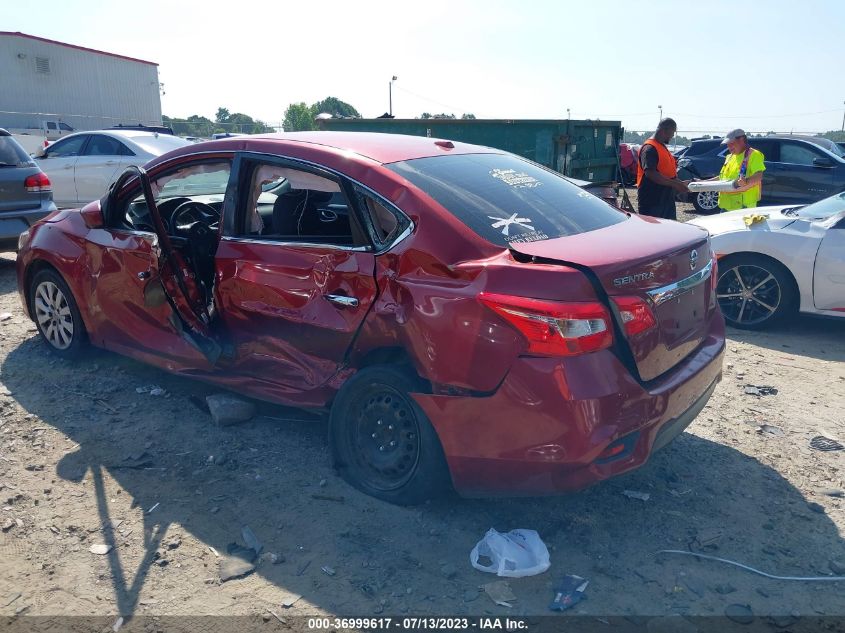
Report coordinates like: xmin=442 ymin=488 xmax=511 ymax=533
xmin=2 ymin=332 xmax=845 ymax=621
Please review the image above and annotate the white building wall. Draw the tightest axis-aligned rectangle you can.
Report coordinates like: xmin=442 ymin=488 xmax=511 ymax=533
xmin=0 ymin=33 xmax=162 ymax=131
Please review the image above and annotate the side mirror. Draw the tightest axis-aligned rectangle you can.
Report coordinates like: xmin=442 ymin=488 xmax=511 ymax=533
xmin=813 ymin=157 xmax=833 ymax=168
xmin=80 ymin=201 xmax=104 ymax=229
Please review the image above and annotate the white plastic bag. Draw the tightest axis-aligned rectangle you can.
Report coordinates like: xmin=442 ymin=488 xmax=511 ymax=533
xmin=469 ymin=528 xmax=550 ymax=578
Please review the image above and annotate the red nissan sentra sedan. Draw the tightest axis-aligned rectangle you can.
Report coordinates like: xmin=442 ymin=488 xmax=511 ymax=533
xmin=16 ymin=132 xmax=725 ymax=504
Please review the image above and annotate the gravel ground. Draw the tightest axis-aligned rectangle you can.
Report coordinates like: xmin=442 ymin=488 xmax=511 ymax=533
xmin=0 ymin=228 xmax=843 ymax=629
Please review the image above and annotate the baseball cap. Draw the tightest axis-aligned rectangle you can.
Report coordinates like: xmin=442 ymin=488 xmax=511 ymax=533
xmin=721 ymin=129 xmax=746 ymax=144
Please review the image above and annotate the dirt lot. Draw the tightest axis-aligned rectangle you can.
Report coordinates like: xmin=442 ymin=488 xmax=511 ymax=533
xmin=0 ymin=204 xmax=844 ymax=629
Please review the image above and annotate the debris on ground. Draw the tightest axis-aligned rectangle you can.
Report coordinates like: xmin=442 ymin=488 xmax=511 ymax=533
xmin=548 ymin=575 xmax=589 ymax=612
xmin=280 ymin=592 xmax=302 ymax=608
xmin=725 ymin=603 xmax=754 ymax=625
xmin=205 ymin=393 xmax=257 ymax=426
xmin=809 ymin=436 xmax=844 ymax=452
xmin=89 ymin=543 xmax=112 ymax=555
xmin=756 ymin=424 xmax=784 ymax=437
xmin=470 ymin=528 xmax=550 ymax=577
xmin=241 ymin=525 xmax=263 ymax=555
xmin=321 ymin=565 xmax=336 ymax=576
xmin=0 ymin=313 xmax=12 ymax=322
xmin=481 ymin=580 xmax=516 ymax=608
xmin=657 ymin=550 xmax=845 ymax=581
xmin=311 ymin=494 xmax=345 ymax=503
xmin=219 ymin=543 xmax=258 ymax=582
xmin=744 ymin=385 xmax=778 ymax=397
xmin=622 ymin=490 xmax=651 ymax=501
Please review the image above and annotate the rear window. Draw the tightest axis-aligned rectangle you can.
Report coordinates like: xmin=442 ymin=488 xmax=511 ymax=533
xmin=0 ymin=136 xmax=33 ymax=166
xmin=388 ymin=153 xmax=625 ymax=246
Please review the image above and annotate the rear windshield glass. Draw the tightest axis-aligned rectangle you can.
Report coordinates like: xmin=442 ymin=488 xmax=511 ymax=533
xmin=0 ymin=136 xmax=33 ymax=166
xmin=388 ymin=153 xmax=625 ymax=246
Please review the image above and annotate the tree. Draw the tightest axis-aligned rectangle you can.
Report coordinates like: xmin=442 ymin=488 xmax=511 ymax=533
xmin=283 ymin=103 xmax=316 ymax=132
xmin=419 ymin=112 xmax=456 ymax=119
xmin=461 ymin=113 xmax=477 ymax=120
xmin=311 ymin=97 xmax=360 ymax=118
xmin=419 ymin=112 xmax=432 ymax=119
xmin=215 ymin=108 xmax=231 ymax=124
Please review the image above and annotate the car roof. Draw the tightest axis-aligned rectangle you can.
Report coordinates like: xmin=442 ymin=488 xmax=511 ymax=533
xmin=193 ymin=132 xmax=501 ymax=164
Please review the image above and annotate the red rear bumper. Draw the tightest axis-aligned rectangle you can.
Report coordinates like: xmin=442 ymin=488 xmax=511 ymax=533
xmin=413 ymin=318 xmax=725 ymax=497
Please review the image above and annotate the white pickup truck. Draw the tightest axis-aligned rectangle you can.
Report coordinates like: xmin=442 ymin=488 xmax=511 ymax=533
xmin=6 ymin=120 xmax=75 ymax=155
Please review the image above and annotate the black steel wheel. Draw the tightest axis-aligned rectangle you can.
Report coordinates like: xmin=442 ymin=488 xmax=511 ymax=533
xmin=330 ymin=366 xmax=450 ymax=504
xmin=716 ymin=255 xmax=797 ymax=329
xmin=28 ymin=267 xmax=88 ymax=358
xmin=692 ymin=190 xmax=720 ymax=214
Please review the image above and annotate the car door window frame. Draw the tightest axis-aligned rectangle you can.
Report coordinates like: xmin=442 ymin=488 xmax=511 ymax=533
xmin=43 ymin=134 xmax=90 ymax=159
xmin=83 ymin=134 xmax=134 ymax=157
xmin=105 ymin=153 xmax=235 ymax=236
xmin=778 ymin=141 xmax=823 ymax=166
xmin=223 ymin=151 xmax=374 ymax=252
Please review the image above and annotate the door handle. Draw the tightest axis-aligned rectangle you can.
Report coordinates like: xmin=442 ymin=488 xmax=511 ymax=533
xmin=324 ymin=294 xmax=359 ymax=308
xmin=105 ymin=160 xmax=117 ymax=165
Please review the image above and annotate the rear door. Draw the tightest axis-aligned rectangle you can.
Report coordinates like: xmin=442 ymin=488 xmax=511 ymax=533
xmin=214 ymin=154 xmax=378 ymax=396
xmin=74 ymin=134 xmax=132 ymax=203
xmin=813 ymin=217 xmax=845 ymax=312
xmin=37 ymin=134 xmax=89 ymax=206
xmin=747 ymin=139 xmax=780 ymax=203
xmin=771 ymin=141 xmax=835 ymax=203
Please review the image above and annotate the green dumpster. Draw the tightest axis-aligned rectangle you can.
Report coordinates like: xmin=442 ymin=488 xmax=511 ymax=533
xmin=315 ymin=118 xmax=623 ymax=182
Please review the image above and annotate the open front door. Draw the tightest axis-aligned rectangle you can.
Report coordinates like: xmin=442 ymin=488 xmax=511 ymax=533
xmin=94 ymin=166 xmax=223 ymax=365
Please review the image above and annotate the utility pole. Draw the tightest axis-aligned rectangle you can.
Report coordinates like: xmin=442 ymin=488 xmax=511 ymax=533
xmin=389 ymin=76 xmax=398 ymax=117
xmin=658 ymin=104 xmax=663 ymax=122
xmin=841 ymin=100 xmax=844 ymax=132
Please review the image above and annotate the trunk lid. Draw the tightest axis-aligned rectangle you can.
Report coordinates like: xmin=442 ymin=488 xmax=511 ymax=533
xmin=511 ymin=215 xmax=715 ymax=381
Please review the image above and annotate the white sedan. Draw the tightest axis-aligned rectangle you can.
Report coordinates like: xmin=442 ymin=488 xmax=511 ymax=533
xmin=34 ymin=130 xmax=192 ymax=208
xmin=689 ymin=193 xmax=845 ymax=329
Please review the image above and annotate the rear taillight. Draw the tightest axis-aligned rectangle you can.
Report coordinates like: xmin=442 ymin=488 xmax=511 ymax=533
xmin=612 ymin=296 xmax=657 ymax=337
xmin=24 ymin=172 xmax=51 ymax=193
xmin=479 ymin=292 xmax=613 ymax=357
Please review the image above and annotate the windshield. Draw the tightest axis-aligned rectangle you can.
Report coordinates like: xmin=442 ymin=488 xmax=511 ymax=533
xmin=793 ymin=192 xmax=845 ymax=220
xmin=388 ymin=153 xmax=626 ymax=246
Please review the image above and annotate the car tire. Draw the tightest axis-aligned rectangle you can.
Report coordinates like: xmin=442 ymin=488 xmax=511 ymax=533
xmin=716 ymin=254 xmax=798 ymax=330
xmin=692 ymin=190 xmax=720 ymax=214
xmin=29 ymin=268 xmax=88 ymax=359
xmin=329 ymin=365 xmax=451 ymax=505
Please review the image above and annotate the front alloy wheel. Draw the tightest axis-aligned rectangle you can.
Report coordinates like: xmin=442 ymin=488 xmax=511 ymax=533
xmin=716 ymin=257 xmax=795 ymax=329
xmin=34 ymin=281 xmax=74 ymax=349
xmin=29 ymin=268 xmax=88 ymax=358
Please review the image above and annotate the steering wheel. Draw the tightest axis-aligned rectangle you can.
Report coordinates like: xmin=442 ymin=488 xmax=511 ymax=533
xmin=172 ymin=200 xmax=220 ymax=233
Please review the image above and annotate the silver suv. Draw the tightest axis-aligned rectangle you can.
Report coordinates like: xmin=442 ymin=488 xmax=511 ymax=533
xmin=0 ymin=129 xmax=57 ymax=251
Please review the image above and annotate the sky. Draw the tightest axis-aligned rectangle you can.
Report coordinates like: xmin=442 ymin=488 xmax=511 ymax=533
xmin=5 ymin=0 xmax=845 ymax=135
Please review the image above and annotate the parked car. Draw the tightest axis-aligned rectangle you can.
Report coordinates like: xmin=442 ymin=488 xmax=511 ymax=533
xmin=0 ymin=129 xmax=57 ymax=251
xmin=689 ymin=192 xmax=845 ymax=329
xmin=838 ymin=142 xmax=845 ymax=154
xmin=17 ymin=132 xmax=725 ymax=503
xmin=678 ymin=135 xmax=845 ymax=214
xmin=34 ymin=130 xmax=192 ymax=207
